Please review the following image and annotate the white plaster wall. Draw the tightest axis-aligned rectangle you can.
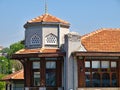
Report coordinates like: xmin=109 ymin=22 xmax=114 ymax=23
xmin=42 ymin=25 xmax=58 ymax=48
xmin=25 ymin=25 xmax=42 ymax=48
xmin=64 ymin=33 xmax=81 ymax=90
xmin=59 ymin=27 xmax=69 ymax=47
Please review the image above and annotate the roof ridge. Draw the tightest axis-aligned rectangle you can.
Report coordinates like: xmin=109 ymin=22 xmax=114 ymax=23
xmin=81 ymin=28 xmax=103 ymax=39
xmin=27 ymin=13 xmax=69 ymax=24
xmin=101 ymin=28 xmax=120 ymax=30
xmin=42 ymin=13 xmax=48 ymax=21
xmin=81 ymin=28 xmax=120 ymax=40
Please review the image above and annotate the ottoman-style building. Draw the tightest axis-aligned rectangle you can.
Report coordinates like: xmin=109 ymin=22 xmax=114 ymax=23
xmin=11 ymin=13 xmax=120 ymax=90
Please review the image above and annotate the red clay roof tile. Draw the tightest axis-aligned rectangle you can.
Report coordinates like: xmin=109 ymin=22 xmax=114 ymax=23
xmin=2 ymin=70 xmax=24 ymax=80
xmin=16 ymin=48 xmax=61 ymax=54
xmin=81 ymin=28 xmax=120 ymax=52
xmin=28 ymin=13 xmax=69 ymax=25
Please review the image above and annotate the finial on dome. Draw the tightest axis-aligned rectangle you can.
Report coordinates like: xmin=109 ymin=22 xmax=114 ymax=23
xmin=45 ymin=0 xmax=48 ymax=14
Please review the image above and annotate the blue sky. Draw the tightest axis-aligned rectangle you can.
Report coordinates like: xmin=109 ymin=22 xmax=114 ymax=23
xmin=0 ymin=0 xmax=120 ymax=47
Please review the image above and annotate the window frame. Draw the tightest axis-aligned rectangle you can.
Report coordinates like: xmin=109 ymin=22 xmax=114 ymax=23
xmin=31 ymin=57 xmax=62 ymax=87
xmin=84 ymin=60 xmax=118 ymax=87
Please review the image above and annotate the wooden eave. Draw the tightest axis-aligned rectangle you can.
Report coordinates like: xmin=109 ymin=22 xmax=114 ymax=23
xmin=24 ymin=22 xmax=70 ymax=28
xmin=12 ymin=52 xmax=66 ymax=59
xmin=73 ymin=51 xmax=120 ymax=57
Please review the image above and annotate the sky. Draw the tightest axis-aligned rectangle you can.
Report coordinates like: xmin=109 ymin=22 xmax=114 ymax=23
xmin=0 ymin=0 xmax=120 ymax=47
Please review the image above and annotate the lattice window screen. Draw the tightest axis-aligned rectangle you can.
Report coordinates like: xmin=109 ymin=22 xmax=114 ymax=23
xmin=45 ymin=34 xmax=57 ymax=45
xmin=31 ymin=34 xmax=40 ymax=45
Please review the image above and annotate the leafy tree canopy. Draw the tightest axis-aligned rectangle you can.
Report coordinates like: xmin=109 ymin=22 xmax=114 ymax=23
xmin=8 ymin=40 xmax=25 ymax=57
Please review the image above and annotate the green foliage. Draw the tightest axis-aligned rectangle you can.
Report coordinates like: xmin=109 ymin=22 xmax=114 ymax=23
xmin=0 ymin=40 xmax=24 ymax=74
xmin=0 ymin=56 xmax=9 ymax=74
xmin=8 ymin=41 xmax=25 ymax=57
xmin=0 ymin=74 xmax=6 ymax=90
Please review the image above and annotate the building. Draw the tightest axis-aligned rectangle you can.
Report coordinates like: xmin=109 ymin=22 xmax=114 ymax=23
xmin=11 ymin=13 xmax=120 ymax=90
xmin=2 ymin=69 xmax=24 ymax=90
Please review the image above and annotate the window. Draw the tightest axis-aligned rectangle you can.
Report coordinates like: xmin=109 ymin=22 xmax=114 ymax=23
xmin=46 ymin=61 xmax=56 ymax=69
xmin=101 ymin=61 xmax=109 ymax=68
xmin=32 ymin=61 xmax=41 ymax=86
xmin=31 ymin=34 xmax=40 ymax=45
xmin=92 ymin=61 xmax=100 ymax=68
xmin=111 ymin=62 xmax=117 ymax=68
xmin=102 ymin=73 xmax=110 ymax=87
xmin=85 ymin=61 xmax=90 ymax=68
xmin=45 ymin=33 xmax=57 ymax=45
xmin=31 ymin=58 xmax=62 ymax=87
xmin=33 ymin=62 xmax=40 ymax=69
xmin=85 ymin=72 xmax=91 ymax=87
xmin=46 ymin=72 xmax=56 ymax=86
xmin=112 ymin=73 xmax=117 ymax=86
xmin=34 ymin=72 xmax=40 ymax=86
xmin=92 ymin=73 xmax=100 ymax=87
xmin=46 ymin=61 xmax=56 ymax=87
xmin=84 ymin=60 xmax=118 ymax=87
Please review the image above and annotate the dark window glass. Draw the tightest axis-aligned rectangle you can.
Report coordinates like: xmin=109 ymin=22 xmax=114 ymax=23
xmin=92 ymin=73 xmax=100 ymax=87
xmin=46 ymin=72 xmax=56 ymax=86
xmin=102 ymin=73 xmax=110 ymax=87
xmin=85 ymin=72 xmax=91 ymax=87
xmin=112 ymin=73 xmax=117 ymax=87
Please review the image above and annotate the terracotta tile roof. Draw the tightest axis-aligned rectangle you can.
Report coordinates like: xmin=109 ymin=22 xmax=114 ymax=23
xmin=2 ymin=70 xmax=24 ymax=80
xmin=16 ymin=48 xmax=61 ymax=54
xmin=27 ymin=13 xmax=69 ymax=25
xmin=81 ymin=28 xmax=120 ymax=52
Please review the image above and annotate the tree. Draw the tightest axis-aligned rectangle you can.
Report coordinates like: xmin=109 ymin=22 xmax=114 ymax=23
xmin=0 ymin=47 xmax=9 ymax=53
xmin=0 ymin=40 xmax=25 ymax=74
xmin=8 ymin=40 xmax=25 ymax=72
xmin=8 ymin=41 xmax=25 ymax=57
xmin=0 ymin=56 xmax=9 ymax=74
xmin=0 ymin=74 xmax=6 ymax=90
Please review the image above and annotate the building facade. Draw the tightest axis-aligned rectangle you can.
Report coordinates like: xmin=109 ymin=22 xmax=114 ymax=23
xmin=2 ymin=70 xmax=24 ymax=90
xmin=12 ymin=13 xmax=120 ymax=90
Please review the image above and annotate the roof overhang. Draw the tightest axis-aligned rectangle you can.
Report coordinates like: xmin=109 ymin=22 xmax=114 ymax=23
xmin=73 ymin=51 xmax=120 ymax=57
xmin=73 ymin=51 xmax=120 ymax=60
xmin=12 ymin=52 xmax=66 ymax=59
xmin=0 ymin=79 xmax=24 ymax=82
xmin=24 ymin=22 xmax=70 ymax=28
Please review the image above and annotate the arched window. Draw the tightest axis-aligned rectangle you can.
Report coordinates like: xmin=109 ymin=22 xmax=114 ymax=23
xmin=45 ymin=33 xmax=57 ymax=45
xmin=31 ymin=34 xmax=40 ymax=45
xmin=102 ymin=73 xmax=110 ymax=87
xmin=92 ymin=73 xmax=100 ymax=87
